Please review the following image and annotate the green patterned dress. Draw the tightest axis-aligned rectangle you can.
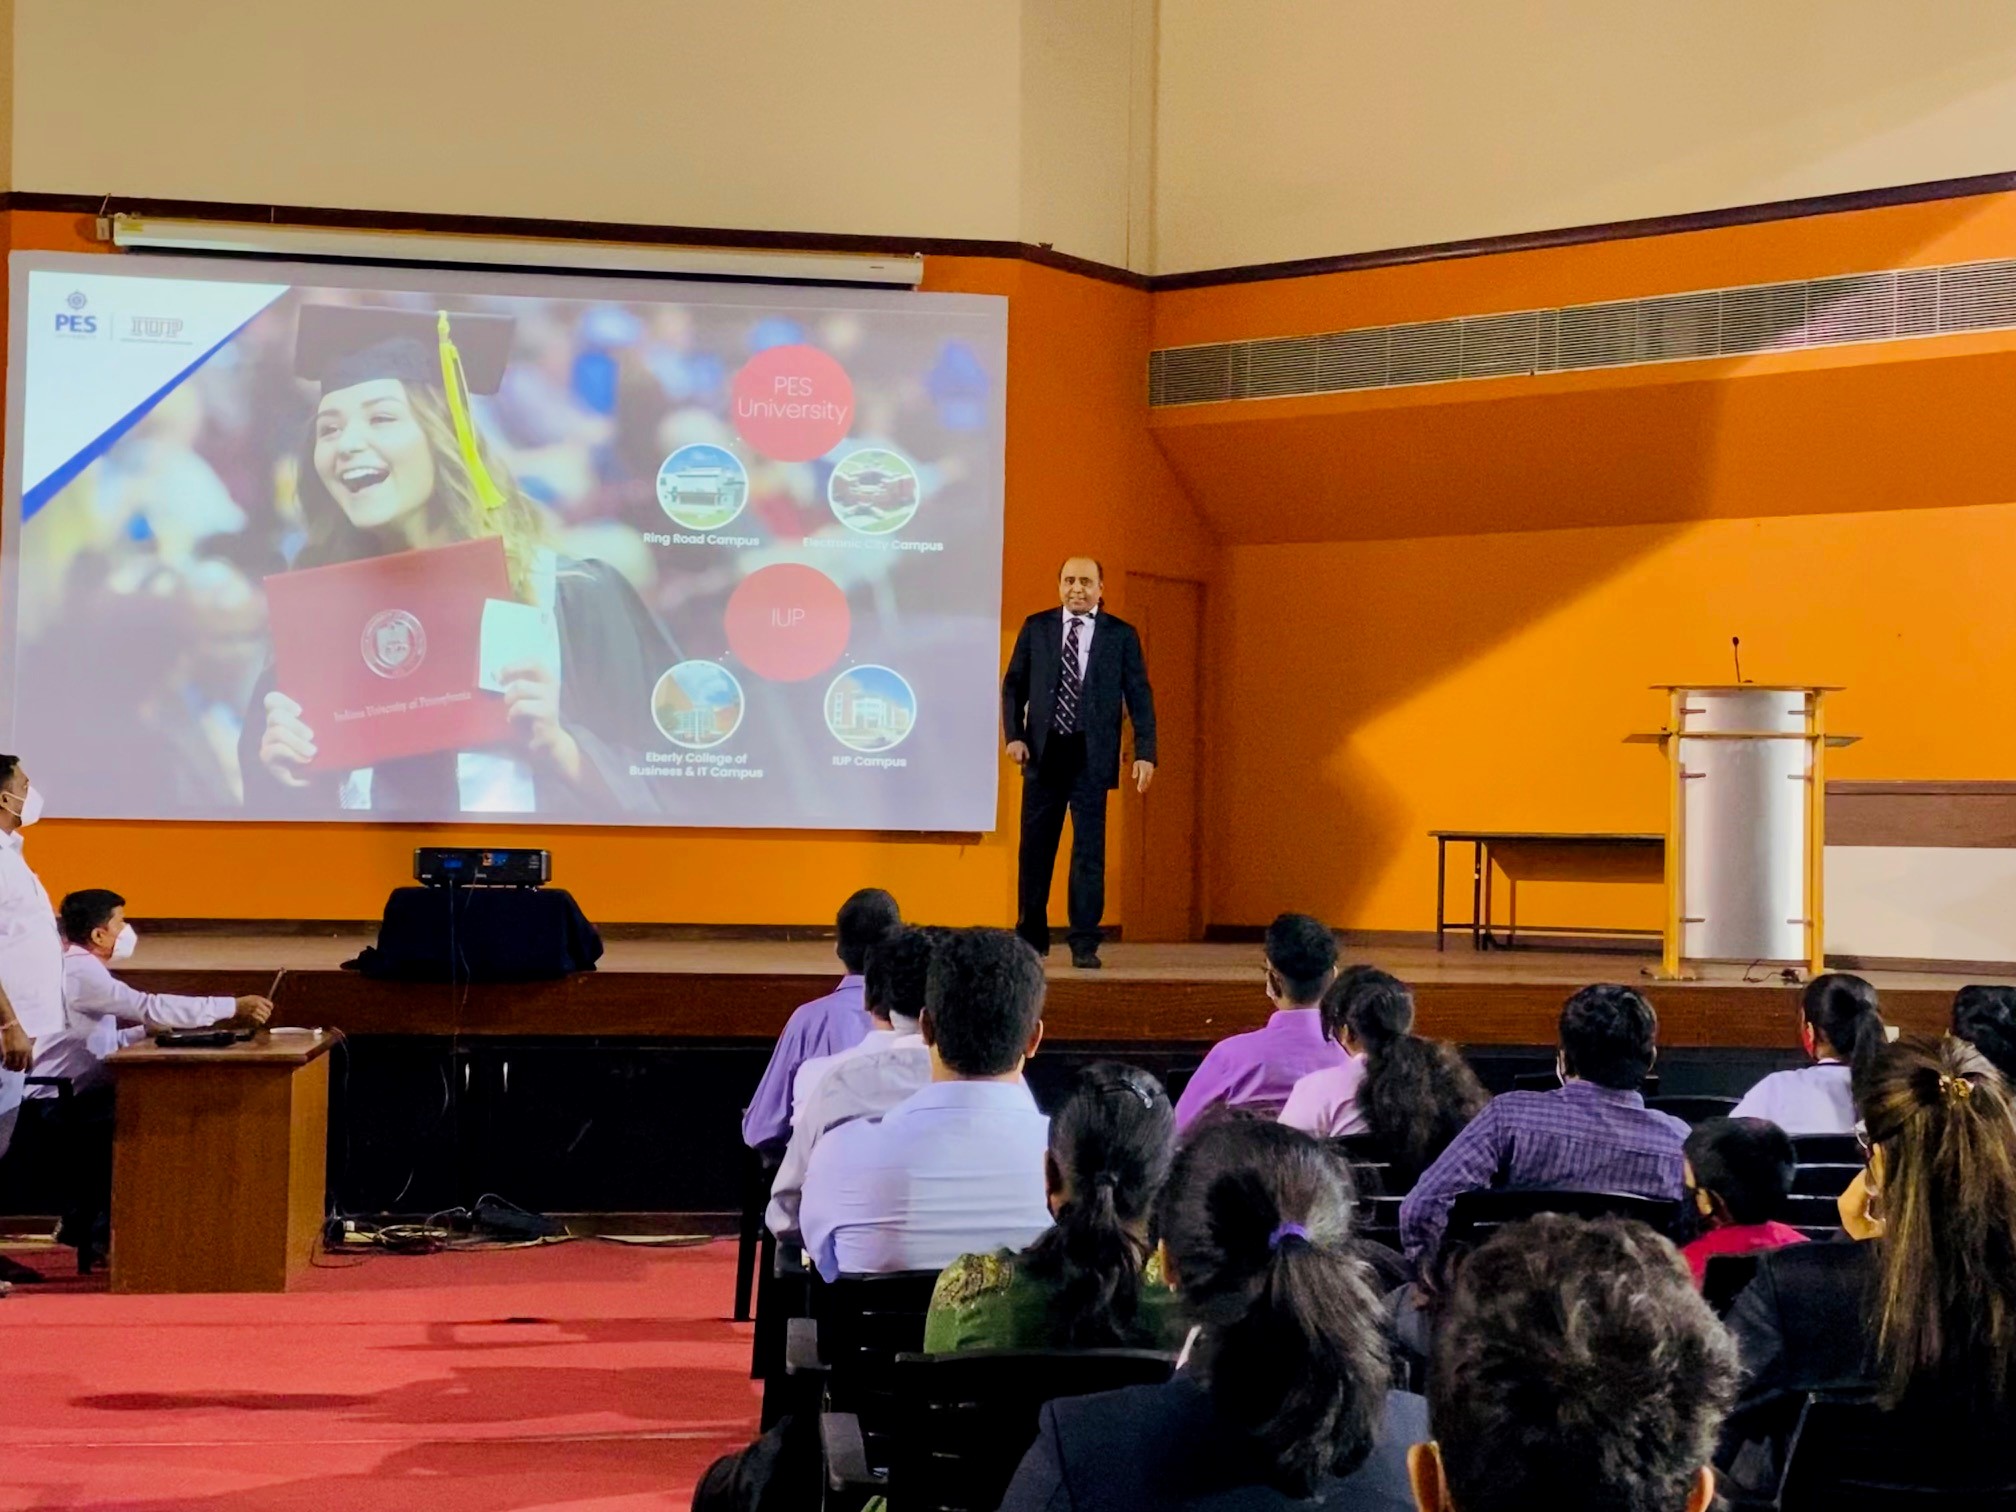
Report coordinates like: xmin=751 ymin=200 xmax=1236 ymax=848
xmin=922 ymin=1246 xmax=1182 ymax=1353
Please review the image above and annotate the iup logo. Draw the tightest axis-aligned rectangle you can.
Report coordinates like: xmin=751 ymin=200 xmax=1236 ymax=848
xmin=361 ymin=610 xmax=426 ymax=679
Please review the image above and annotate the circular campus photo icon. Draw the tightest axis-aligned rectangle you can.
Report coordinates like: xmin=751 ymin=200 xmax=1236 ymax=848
xmin=652 ymin=660 xmax=746 ymax=750
xmin=827 ymin=448 xmax=920 ymax=536
xmin=361 ymin=609 xmax=427 ymax=679
xmin=656 ymin=443 xmax=751 ymax=531
xmin=824 ymin=664 xmax=917 ymax=753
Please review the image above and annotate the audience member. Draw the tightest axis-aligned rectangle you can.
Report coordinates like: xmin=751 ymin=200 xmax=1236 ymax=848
xmin=1173 ymin=913 xmax=1345 ymax=1131
xmin=1281 ymin=966 xmax=1487 ymax=1183
xmin=764 ymin=928 xmax=935 ymax=1243
xmin=1677 ymin=1116 xmax=1804 ymax=1286
xmin=21 ymin=889 xmax=274 ymax=1264
xmin=926 ymin=1061 xmax=1180 ymax=1352
xmin=800 ymin=927 xmax=1051 ymax=1280
xmin=1399 ymin=984 xmax=1685 ymax=1275
xmin=740 ymin=887 xmax=902 ymax=1148
xmin=1410 ymin=1215 xmax=1737 ymax=1512
xmin=1723 ymin=1034 xmax=2016 ymax=1487
xmin=1002 ymin=1120 xmax=1422 ymax=1511
xmin=1952 ymin=983 xmax=2016 ymax=1084
xmin=1729 ymin=972 xmax=1883 ymax=1134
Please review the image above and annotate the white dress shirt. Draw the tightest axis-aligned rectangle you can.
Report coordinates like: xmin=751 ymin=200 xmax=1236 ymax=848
xmin=0 ymin=831 xmax=63 ymax=1160
xmin=800 ymin=1077 xmax=1052 ymax=1281
xmin=1730 ymin=1059 xmax=1856 ymax=1134
xmin=768 ymin=1027 xmax=932 ymax=1240
xmin=791 ymin=1024 xmax=892 ymax=1126
xmin=30 ymin=946 xmax=236 ymax=1096
xmin=1061 ymin=608 xmax=1096 ymax=680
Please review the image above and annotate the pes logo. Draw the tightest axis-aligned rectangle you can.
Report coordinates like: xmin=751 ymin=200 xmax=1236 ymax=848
xmin=55 ymin=290 xmax=98 ymax=336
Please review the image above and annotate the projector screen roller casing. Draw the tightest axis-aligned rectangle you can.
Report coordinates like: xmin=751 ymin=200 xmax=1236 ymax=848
xmin=1 ymin=252 xmax=1008 ymax=832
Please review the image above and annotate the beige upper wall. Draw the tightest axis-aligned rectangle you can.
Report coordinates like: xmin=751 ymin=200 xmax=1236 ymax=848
xmin=1155 ymin=0 xmax=2016 ymax=274
xmin=11 ymin=0 xmax=1155 ymax=270
xmin=13 ymin=0 xmax=1028 ymax=241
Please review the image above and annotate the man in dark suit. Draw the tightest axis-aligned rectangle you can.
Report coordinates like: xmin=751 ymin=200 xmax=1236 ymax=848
xmin=1001 ymin=557 xmax=1156 ymax=969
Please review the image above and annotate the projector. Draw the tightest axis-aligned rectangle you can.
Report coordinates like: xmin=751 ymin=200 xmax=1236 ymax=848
xmin=414 ymin=847 xmax=551 ymax=888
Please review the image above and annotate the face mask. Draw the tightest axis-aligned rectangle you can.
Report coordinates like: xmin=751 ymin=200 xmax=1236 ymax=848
xmin=4 ymin=784 xmax=43 ymax=828
xmin=111 ymin=923 xmax=137 ymax=962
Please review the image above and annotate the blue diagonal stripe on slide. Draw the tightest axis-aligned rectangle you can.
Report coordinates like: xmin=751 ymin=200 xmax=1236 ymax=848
xmin=21 ymin=311 xmax=272 ymax=523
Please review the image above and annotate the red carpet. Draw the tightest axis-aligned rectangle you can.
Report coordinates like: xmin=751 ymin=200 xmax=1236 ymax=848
xmin=1 ymin=1239 xmax=757 ymax=1510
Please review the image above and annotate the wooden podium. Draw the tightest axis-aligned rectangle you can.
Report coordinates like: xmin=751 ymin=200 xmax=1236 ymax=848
xmin=1632 ymin=686 xmax=1857 ymax=980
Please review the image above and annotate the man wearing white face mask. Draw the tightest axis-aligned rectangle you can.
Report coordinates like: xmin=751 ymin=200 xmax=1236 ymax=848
xmin=0 ymin=756 xmax=62 ymax=1176
xmin=24 ymin=889 xmax=272 ymax=1267
xmin=35 ymin=889 xmax=273 ymax=1098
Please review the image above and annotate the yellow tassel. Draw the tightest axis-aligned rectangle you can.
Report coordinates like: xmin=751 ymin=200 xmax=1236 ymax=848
xmin=437 ymin=311 xmax=507 ymax=511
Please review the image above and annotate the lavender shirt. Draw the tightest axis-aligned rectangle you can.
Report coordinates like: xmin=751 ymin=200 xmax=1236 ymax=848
xmin=741 ymin=975 xmax=871 ymax=1148
xmin=1173 ymin=1006 xmax=1348 ymax=1132
xmin=1278 ymin=1055 xmax=1370 ymax=1138
xmin=1399 ymin=1079 xmax=1687 ymax=1267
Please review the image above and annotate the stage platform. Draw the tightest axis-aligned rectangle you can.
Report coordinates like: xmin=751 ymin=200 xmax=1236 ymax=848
xmin=122 ymin=932 xmax=1986 ymax=1049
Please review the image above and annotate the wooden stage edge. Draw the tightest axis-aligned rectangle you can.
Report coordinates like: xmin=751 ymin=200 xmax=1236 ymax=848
xmin=115 ymin=934 xmax=2001 ymax=1050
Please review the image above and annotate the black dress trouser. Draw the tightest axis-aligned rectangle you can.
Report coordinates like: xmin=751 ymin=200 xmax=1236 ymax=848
xmin=1015 ymin=732 xmax=1109 ymax=955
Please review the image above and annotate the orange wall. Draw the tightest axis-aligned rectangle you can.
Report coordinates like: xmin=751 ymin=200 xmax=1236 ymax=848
xmin=5 ymin=213 xmax=1214 ymax=922
xmin=1210 ymin=502 xmax=2016 ymax=931
xmin=1177 ymin=189 xmax=2016 ymax=930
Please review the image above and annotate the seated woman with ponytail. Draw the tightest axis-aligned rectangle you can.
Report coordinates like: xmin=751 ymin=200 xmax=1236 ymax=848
xmin=1281 ymin=966 xmax=1488 ymax=1185
xmin=1730 ymin=972 xmax=1886 ymax=1134
xmin=1722 ymin=1034 xmax=2016 ymax=1490
xmin=1001 ymin=1120 xmax=1422 ymax=1512
xmin=924 ymin=1062 xmax=1181 ymax=1353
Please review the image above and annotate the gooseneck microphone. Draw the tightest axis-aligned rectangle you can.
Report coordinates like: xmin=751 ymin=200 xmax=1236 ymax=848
xmin=1732 ymin=636 xmax=1745 ymax=684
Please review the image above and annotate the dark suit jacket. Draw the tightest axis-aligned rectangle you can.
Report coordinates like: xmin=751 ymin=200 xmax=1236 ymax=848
xmin=1000 ymin=1375 xmax=1425 ymax=1512
xmin=1001 ymin=607 xmax=1156 ymax=789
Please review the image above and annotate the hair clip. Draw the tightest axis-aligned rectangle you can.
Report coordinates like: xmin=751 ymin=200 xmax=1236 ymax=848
xmin=1268 ymin=1222 xmax=1311 ymax=1252
xmin=1940 ymin=1072 xmax=1975 ymax=1105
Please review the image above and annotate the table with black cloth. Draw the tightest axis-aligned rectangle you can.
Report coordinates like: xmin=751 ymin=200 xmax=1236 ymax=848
xmin=349 ymin=886 xmax=603 ymax=982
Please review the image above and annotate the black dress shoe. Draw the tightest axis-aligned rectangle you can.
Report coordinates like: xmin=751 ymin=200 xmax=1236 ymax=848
xmin=1071 ymin=948 xmax=1103 ymax=970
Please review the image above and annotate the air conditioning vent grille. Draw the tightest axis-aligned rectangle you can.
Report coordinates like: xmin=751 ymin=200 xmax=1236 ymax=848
xmin=1149 ymin=259 xmax=2016 ymax=407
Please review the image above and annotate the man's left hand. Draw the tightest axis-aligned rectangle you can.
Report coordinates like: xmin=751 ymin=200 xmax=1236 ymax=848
xmin=1132 ymin=760 xmax=1156 ymax=795
xmin=0 ymin=1016 xmax=31 ymax=1073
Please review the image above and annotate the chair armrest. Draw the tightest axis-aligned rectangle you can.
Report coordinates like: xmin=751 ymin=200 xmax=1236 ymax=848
xmin=821 ymin=1411 xmax=885 ymax=1494
xmin=773 ymin=1240 xmax=807 ymax=1279
xmin=784 ymin=1316 xmax=827 ymax=1378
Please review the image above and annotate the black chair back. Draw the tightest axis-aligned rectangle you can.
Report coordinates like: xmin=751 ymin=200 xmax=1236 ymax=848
xmin=884 ymin=1348 xmax=1177 ymax=1512
xmin=808 ymin=1268 xmax=942 ymax=1479
xmin=1510 ymin=1071 xmax=1661 ymax=1096
xmin=1647 ymin=1094 xmax=1738 ymax=1125
xmin=1701 ymin=1252 xmax=1761 ymax=1315
xmin=1327 ymin=1133 xmax=1396 ymax=1196
xmin=1779 ymin=1392 xmax=2016 ymax=1509
xmin=1790 ymin=1161 xmax=1860 ymax=1196
xmin=1444 ymin=1189 xmax=1681 ymax=1255
xmin=1790 ymin=1133 xmax=1863 ymax=1165
xmin=1784 ymin=1191 xmax=1844 ymax=1240
xmin=1356 ymin=1193 xmax=1404 ymax=1254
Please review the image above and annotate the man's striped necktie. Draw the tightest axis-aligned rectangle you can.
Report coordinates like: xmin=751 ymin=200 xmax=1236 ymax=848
xmin=1054 ymin=616 xmax=1084 ymax=734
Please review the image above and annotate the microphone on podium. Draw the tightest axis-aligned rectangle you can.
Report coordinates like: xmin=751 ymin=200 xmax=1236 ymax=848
xmin=1731 ymin=636 xmax=1746 ymax=684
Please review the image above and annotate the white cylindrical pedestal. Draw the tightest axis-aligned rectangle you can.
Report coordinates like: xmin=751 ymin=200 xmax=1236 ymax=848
xmin=1679 ymin=688 xmax=1809 ymax=962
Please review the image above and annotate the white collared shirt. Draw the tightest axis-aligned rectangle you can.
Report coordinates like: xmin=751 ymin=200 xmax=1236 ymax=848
xmin=29 ymin=946 xmax=237 ymax=1097
xmin=800 ymin=1077 xmax=1052 ymax=1280
xmin=1278 ymin=1054 xmax=1370 ymax=1138
xmin=768 ymin=1027 xmax=933 ymax=1240
xmin=1061 ymin=608 xmax=1097 ymax=680
xmin=0 ymin=829 xmax=62 ymax=1160
xmin=1731 ymin=1059 xmax=1856 ymax=1134
xmin=792 ymin=1026 xmax=901 ymax=1125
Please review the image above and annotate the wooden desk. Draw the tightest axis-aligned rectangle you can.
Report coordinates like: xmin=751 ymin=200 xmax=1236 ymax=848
xmin=1430 ymin=831 xmax=1664 ymax=951
xmin=109 ymin=1031 xmax=333 ymax=1293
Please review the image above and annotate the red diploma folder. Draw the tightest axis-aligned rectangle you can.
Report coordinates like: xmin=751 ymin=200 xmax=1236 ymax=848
xmin=264 ymin=537 xmax=514 ymax=771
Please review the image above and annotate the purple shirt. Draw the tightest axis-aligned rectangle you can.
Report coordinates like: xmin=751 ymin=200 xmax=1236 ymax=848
xmin=1399 ymin=1079 xmax=1687 ymax=1267
xmin=1173 ymin=1007 xmax=1347 ymax=1132
xmin=741 ymin=975 xmax=870 ymax=1148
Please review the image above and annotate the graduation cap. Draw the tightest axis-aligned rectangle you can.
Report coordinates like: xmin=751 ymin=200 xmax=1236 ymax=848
xmin=293 ymin=304 xmax=515 ymax=395
xmin=294 ymin=304 xmax=516 ymax=510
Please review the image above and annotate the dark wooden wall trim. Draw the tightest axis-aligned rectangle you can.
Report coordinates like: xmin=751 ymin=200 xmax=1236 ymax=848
xmin=15 ymin=168 xmax=2015 ymax=298
xmin=0 ymin=191 xmax=1152 ymax=291
xmin=1149 ymin=170 xmax=2016 ymax=291
xmin=1825 ymin=779 xmax=2016 ymax=848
